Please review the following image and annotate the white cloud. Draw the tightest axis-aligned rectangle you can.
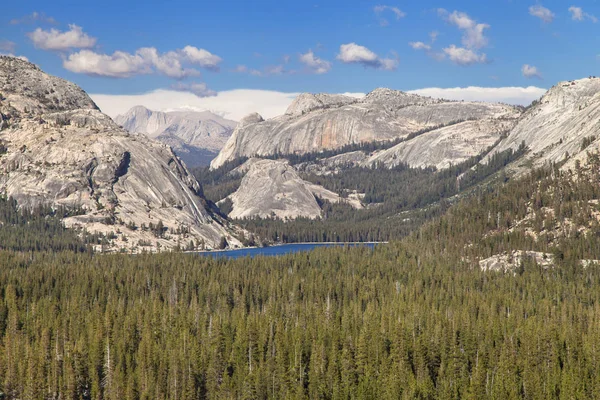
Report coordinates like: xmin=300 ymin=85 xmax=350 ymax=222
xmin=443 ymin=45 xmax=487 ymax=65
xmin=374 ymin=5 xmax=406 ymax=26
xmin=299 ymin=50 xmax=332 ymax=74
xmin=10 ymin=12 xmax=57 ymax=25
xmin=568 ymin=6 xmax=598 ymax=22
xmin=436 ymin=10 xmax=490 ymax=66
xmin=337 ymin=43 xmax=398 ymax=71
xmin=170 ymin=82 xmax=217 ymax=97
xmin=136 ymin=47 xmax=199 ymax=79
xmin=522 ymin=64 xmax=542 ymax=79
xmin=64 ymin=50 xmax=150 ymax=78
xmin=233 ymin=65 xmax=248 ymax=73
xmin=446 ymin=11 xmax=490 ymax=49
xmin=91 ymin=85 xmax=547 ymax=124
xmin=429 ymin=31 xmax=439 ymax=43
xmin=181 ymin=46 xmax=222 ymax=70
xmin=409 ymin=42 xmax=431 ymax=51
xmin=28 ymin=24 xmax=96 ymax=51
xmin=63 ymin=46 xmax=222 ymax=78
xmin=409 ymin=86 xmax=547 ymax=106
xmin=90 ymin=89 xmax=301 ymax=121
xmin=529 ymin=5 xmax=555 ymax=23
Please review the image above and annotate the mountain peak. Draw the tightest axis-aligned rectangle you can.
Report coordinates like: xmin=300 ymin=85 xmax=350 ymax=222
xmin=540 ymin=76 xmax=600 ymax=107
xmin=0 ymin=55 xmax=98 ymax=116
xmin=0 ymin=57 xmax=240 ymax=251
xmin=363 ymin=87 xmax=430 ymax=106
xmin=284 ymin=93 xmax=357 ymax=116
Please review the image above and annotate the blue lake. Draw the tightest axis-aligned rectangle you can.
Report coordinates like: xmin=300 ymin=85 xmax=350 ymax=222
xmin=198 ymin=242 xmax=379 ymax=259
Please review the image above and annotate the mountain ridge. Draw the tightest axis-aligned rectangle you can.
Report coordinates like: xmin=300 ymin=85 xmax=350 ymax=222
xmin=210 ymin=88 xmax=520 ymax=169
xmin=0 ymin=55 xmax=240 ymax=252
xmin=115 ymin=105 xmax=236 ymax=167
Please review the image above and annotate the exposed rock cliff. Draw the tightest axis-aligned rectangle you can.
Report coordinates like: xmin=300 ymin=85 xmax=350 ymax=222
xmin=366 ymin=117 xmax=517 ymax=170
xmin=226 ymin=159 xmax=361 ymax=220
xmin=0 ymin=56 xmax=240 ymax=251
xmin=485 ymin=77 xmax=600 ymax=171
xmin=211 ymin=88 xmax=519 ymax=169
xmin=115 ymin=106 xmax=236 ymax=167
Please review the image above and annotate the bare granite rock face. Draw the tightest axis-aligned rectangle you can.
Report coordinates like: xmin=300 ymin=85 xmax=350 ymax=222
xmin=295 ymin=151 xmax=369 ymax=176
xmin=114 ymin=106 xmax=236 ymax=167
xmin=211 ymin=88 xmax=520 ymax=169
xmin=0 ymin=56 xmax=240 ymax=251
xmin=485 ymin=77 xmax=600 ymax=172
xmin=479 ymin=251 xmax=554 ymax=272
xmin=366 ymin=117 xmax=517 ymax=170
xmin=226 ymin=159 xmax=361 ymax=220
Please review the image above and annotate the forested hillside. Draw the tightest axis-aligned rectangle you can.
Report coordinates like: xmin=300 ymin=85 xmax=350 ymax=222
xmin=2 ymin=153 xmax=600 ymax=398
xmin=0 ymin=195 xmax=96 ymax=253
xmin=198 ymin=144 xmax=526 ymax=243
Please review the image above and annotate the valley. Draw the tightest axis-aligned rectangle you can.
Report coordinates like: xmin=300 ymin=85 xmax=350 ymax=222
xmin=2 ymin=44 xmax=600 ymax=397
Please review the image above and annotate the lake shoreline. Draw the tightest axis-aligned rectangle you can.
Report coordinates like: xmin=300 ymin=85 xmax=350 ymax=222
xmin=194 ymin=242 xmax=387 ymax=258
xmin=193 ymin=241 xmax=388 ymax=254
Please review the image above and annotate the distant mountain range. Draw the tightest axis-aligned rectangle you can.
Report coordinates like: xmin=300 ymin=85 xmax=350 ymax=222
xmin=208 ymin=78 xmax=600 ymax=222
xmin=210 ymin=88 xmax=520 ymax=169
xmin=115 ymin=106 xmax=236 ymax=167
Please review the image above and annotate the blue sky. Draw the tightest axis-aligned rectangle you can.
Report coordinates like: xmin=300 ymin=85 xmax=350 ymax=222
xmin=1 ymin=0 xmax=599 ymax=119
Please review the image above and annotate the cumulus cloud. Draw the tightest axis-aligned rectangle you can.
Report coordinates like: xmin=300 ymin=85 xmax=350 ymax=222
xmin=90 ymin=89 xmax=301 ymax=121
xmin=437 ymin=10 xmax=490 ymax=65
xmin=337 ymin=43 xmax=398 ymax=71
xmin=299 ymin=50 xmax=331 ymax=74
xmin=443 ymin=45 xmax=487 ymax=66
xmin=522 ymin=64 xmax=542 ymax=79
xmin=408 ymin=86 xmax=547 ymax=106
xmin=374 ymin=5 xmax=406 ymax=26
xmin=181 ymin=45 xmax=222 ymax=70
xmin=170 ymin=82 xmax=217 ymax=97
xmin=529 ymin=5 xmax=555 ymax=23
xmin=64 ymin=50 xmax=150 ymax=78
xmin=447 ymin=11 xmax=490 ymax=49
xmin=409 ymin=42 xmax=431 ymax=51
xmin=10 ymin=11 xmax=57 ymax=25
xmin=429 ymin=31 xmax=439 ymax=43
xmin=136 ymin=47 xmax=199 ymax=79
xmin=568 ymin=6 xmax=598 ymax=22
xmin=28 ymin=24 xmax=97 ymax=51
xmin=63 ymin=46 xmax=222 ymax=78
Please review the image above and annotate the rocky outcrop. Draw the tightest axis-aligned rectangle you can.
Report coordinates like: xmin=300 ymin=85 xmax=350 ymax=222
xmin=115 ymin=106 xmax=236 ymax=167
xmin=479 ymin=251 xmax=554 ymax=272
xmin=296 ymin=151 xmax=369 ymax=176
xmin=211 ymin=88 xmax=520 ymax=169
xmin=366 ymin=117 xmax=517 ymax=170
xmin=0 ymin=55 xmax=240 ymax=251
xmin=226 ymin=159 xmax=361 ymax=220
xmin=485 ymin=77 xmax=600 ymax=171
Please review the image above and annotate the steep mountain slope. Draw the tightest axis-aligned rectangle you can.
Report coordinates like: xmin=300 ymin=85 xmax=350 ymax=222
xmin=211 ymin=88 xmax=519 ymax=169
xmin=485 ymin=77 xmax=600 ymax=171
xmin=115 ymin=106 xmax=236 ymax=167
xmin=365 ymin=117 xmax=516 ymax=170
xmin=0 ymin=56 xmax=240 ymax=251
